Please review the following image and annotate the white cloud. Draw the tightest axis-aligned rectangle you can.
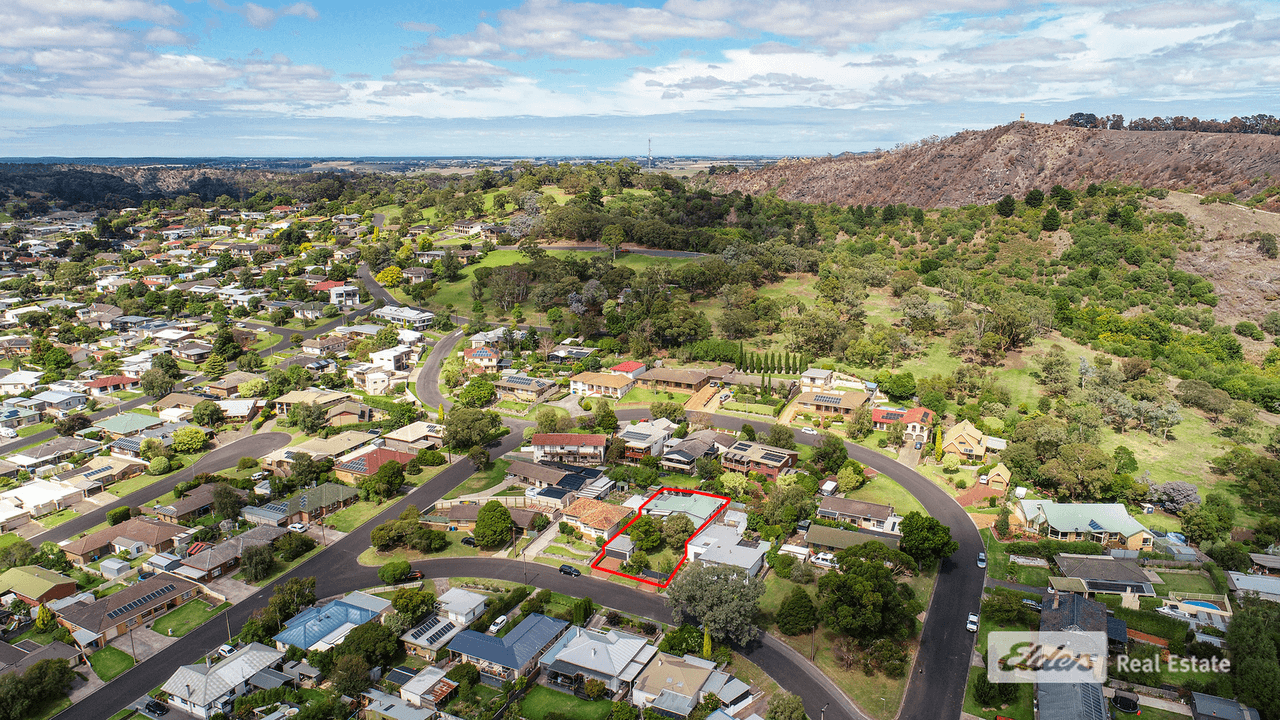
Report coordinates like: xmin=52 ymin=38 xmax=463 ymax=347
xmin=207 ymin=0 xmax=318 ymax=30
xmin=1103 ymin=2 xmax=1251 ymax=29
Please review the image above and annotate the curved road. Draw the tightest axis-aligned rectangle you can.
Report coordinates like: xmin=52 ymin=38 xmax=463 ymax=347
xmin=30 ymin=433 xmax=293 ymax=545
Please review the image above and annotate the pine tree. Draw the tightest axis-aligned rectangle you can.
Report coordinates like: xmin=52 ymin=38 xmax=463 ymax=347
xmin=203 ymin=353 xmax=227 ymax=379
xmin=1041 ymin=206 xmax=1062 ymax=233
xmin=995 ymin=194 xmax=1016 ymax=218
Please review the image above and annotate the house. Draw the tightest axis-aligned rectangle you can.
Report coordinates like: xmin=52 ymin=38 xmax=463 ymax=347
xmin=57 ymin=573 xmax=203 ymax=647
xmin=870 ymin=407 xmax=934 ymax=444
xmin=637 ymin=367 xmax=709 ymax=394
xmin=617 ymin=418 xmax=679 ymax=461
xmin=793 ymin=390 xmax=870 ymax=419
xmin=301 ymin=335 xmax=348 ymax=356
xmin=92 ymin=412 xmax=165 ymax=440
xmin=378 ymin=421 xmax=443 ymax=453
xmin=470 ymin=328 xmax=526 ymax=348
xmin=59 ymin=517 xmax=186 ymax=565
xmin=370 ymin=345 xmax=413 ymax=372
xmin=0 ymin=566 xmax=77 ymax=606
xmin=399 ymin=588 xmax=487 ymax=658
xmin=804 ymin=524 xmax=900 ymax=554
xmin=631 ymin=652 xmax=751 ymax=718
xmin=447 ymin=613 xmax=570 ymax=685
xmin=1190 ymin=692 xmax=1263 ymax=720
xmin=83 ymin=375 xmax=140 ymax=396
xmin=162 ymin=642 xmax=286 ymax=719
xmin=329 ymin=285 xmax=360 ymax=306
xmin=719 ymin=440 xmax=798 ymax=481
xmin=173 ymin=342 xmax=214 ymax=363
xmin=1035 ymin=592 xmax=1125 ymax=720
xmin=373 ymin=305 xmax=435 ymax=330
xmin=661 ymin=430 xmax=735 ymax=474
xmin=242 ymin=482 xmax=359 ymax=526
xmin=531 ymin=433 xmax=607 ymax=465
xmin=642 ymin=491 xmax=727 ymax=529
xmin=506 ymin=461 xmax=570 ymax=489
xmin=799 ymin=368 xmax=834 ymax=393
xmin=29 ymin=390 xmax=88 ymax=417
xmin=444 ymin=503 xmax=544 ymax=533
xmin=569 ymin=371 xmax=634 ymax=399
xmin=325 ymin=399 xmax=376 ymax=426
xmin=562 ymin=497 xmax=633 ymax=539
xmin=494 ymin=374 xmax=556 ymax=403
xmin=0 ymin=405 xmax=42 ymax=431
xmin=272 ymin=592 xmax=392 ymax=652
xmin=983 ymin=462 xmax=1012 ymax=491
xmin=539 ymin=626 xmax=657 ymax=696
xmin=1015 ymin=500 xmax=1155 ymax=551
xmin=272 ymin=389 xmax=352 ymax=416
xmin=398 ymin=667 xmax=459 ymax=711
xmin=0 ymin=370 xmax=44 ymax=395
xmin=0 ymin=638 xmax=84 ymax=677
xmin=610 ymin=361 xmax=647 ymax=380
xmin=333 ymin=448 xmax=417 ymax=484
xmin=687 ymin=525 xmax=769 ymax=576
xmin=438 ymin=588 xmax=488 ymax=624
xmin=53 ymin=456 xmax=146 ymax=493
xmin=940 ymin=420 xmax=1007 ymax=462
xmin=816 ymin=497 xmax=903 ymax=535
xmin=153 ymin=482 xmax=245 ymax=524
xmin=174 ymin=525 xmax=288 ymax=582
xmin=0 ymin=480 xmax=84 ymax=518
xmin=1225 ymin=572 xmax=1280 ymax=603
xmin=6 ymin=436 xmax=102 ymax=471
xmin=462 ymin=346 xmax=501 ymax=370
xmin=206 ymin=371 xmax=265 ymax=399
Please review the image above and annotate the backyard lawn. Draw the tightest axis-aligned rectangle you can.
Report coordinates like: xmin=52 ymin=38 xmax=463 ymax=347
xmin=519 ymin=686 xmax=612 ymax=720
xmin=847 ymin=477 xmax=927 ymax=518
xmin=152 ymin=600 xmax=231 ymax=637
xmin=1155 ymin=571 xmax=1218 ymax=595
xmin=89 ymin=647 xmax=136 ymax=681
xmin=443 ymin=459 xmax=512 ymax=499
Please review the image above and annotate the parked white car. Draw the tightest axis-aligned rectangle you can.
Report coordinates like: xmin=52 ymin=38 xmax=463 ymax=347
xmin=287 ymin=523 xmax=308 ymax=533
xmin=0 ymin=427 xmax=15 ymax=439
xmin=801 ymin=427 xmax=818 ymax=435
xmin=811 ymin=552 xmax=837 ymax=568
xmin=488 ymin=615 xmax=509 ymax=634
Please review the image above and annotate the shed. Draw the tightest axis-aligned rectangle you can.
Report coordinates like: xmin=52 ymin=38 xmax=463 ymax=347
xmin=99 ymin=558 xmax=131 ymax=579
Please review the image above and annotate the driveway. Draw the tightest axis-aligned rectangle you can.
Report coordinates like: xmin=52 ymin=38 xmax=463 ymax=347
xmin=110 ymin=626 xmax=179 ymax=660
xmin=205 ymin=575 xmax=260 ymax=605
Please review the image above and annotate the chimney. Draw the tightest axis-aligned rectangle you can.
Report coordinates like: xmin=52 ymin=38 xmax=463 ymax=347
xmin=1053 ymin=593 xmax=1060 ymax=610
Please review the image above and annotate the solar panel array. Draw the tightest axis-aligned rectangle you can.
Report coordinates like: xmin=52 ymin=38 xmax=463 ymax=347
xmin=338 ymin=456 xmax=368 ymax=472
xmin=503 ymin=376 xmax=542 ymax=387
xmin=84 ymin=466 xmax=113 ymax=479
xmin=106 ymin=584 xmax=175 ymax=620
xmin=264 ymin=501 xmax=289 ymax=514
xmin=408 ymin=615 xmax=457 ymax=646
xmin=1088 ymin=519 xmax=1104 ymax=531
xmin=881 ymin=412 xmax=904 ymax=421
xmin=813 ymin=394 xmax=844 ymax=405
xmin=620 ymin=431 xmax=648 ymax=442
xmin=759 ymin=452 xmax=787 ymax=464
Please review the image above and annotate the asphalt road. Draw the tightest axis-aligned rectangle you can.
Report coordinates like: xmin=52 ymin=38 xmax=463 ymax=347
xmin=614 ymin=409 xmax=984 ymax=720
xmin=29 ymin=432 xmax=293 ymax=545
xmin=416 ymin=328 xmax=464 ymax=409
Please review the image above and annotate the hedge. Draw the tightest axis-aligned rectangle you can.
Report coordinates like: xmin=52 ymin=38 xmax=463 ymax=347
xmin=1002 ymin=539 xmax=1106 ymax=559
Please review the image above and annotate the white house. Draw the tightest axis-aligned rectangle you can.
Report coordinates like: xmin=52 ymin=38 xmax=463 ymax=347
xmin=0 ymin=370 xmax=44 ymax=395
xmin=373 ymin=305 xmax=435 ymax=330
xmin=329 ymin=285 xmax=360 ymax=306
xmin=162 ymin=643 xmax=285 ymax=719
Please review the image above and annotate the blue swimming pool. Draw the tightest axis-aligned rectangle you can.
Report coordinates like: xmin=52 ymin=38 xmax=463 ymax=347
xmin=1185 ymin=600 xmax=1218 ymax=609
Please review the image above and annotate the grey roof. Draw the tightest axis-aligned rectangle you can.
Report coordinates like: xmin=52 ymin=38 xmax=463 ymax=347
xmin=1037 ymin=682 xmax=1108 ymax=720
xmin=362 ymin=688 xmax=435 ymax=720
xmin=1227 ymin=571 xmax=1280 ymax=597
xmin=1249 ymin=553 xmax=1280 ymax=570
xmin=1040 ymin=593 xmax=1108 ymax=633
xmin=1053 ymin=554 xmax=1150 ymax=584
xmin=1019 ymin=500 xmax=1150 ymax=538
xmin=652 ymin=689 xmax=697 ymax=716
xmin=1191 ymin=692 xmax=1262 ymax=720
xmin=690 ymin=525 xmax=769 ymax=571
xmin=448 ymin=613 xmax=568 ymax=670
xmin=438 ymin=588 xmax=487 ymax=618
xmin=162 ymin=642 xmax=283 ymax=707
xmin=540 ymin=626 xmax=654 ymax=679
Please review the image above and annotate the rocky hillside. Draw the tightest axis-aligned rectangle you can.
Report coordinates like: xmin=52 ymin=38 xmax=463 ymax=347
xmin=712 ymin=122 xmax=1280 ymax=208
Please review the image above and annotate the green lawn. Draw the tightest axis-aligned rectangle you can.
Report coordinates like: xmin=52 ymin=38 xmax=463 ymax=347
xmin=847 ymin=477 xmax=927 ymax=519
xmin=357 ymin=531 xmax=479 ymax=566
xmin=405 ymin=464 xmax=446 ymax=487
xmin=618 ymin=387 xmax=690 ymax=406
xmin=108 ymin=472 xmax=166 ymax=498
xmin=26 ymin=695 xmax=72 ymax=720
xmin=443 ymin=458 xmax=512 ymax=499
xmin=152 ymin=600 xmax=231 ymax=637
xmin=18 ymin=421 xmax=54 ymax=437
xmin=1155 ymin=571 xmax=1218 ymax=595
xmin=519 ymin=685 xmax=612 ymax=720
xmin=980 ymin=529 xmax=1010 ymax=582
xmin=1013 ymin=566 xmax=1051 ymax=587
xmin=252 ymin=333 xmax=284 ymax=353
xmin=89 ymin=646 xmax=136 ymax=681
xmin=961 ymin=666 xmax=1033 ymax=720
xmin=15 ymin=627 xmax=59 ymax=646
xmin=37 ymin=508 xmax=78 ymax=529
xmin=721 ymin=401 xmax=778 ymax=416
xmin=108 ymin=709 xmax=137 ymax=720
xmin=327 ymin=498 xmax=399 ymax=533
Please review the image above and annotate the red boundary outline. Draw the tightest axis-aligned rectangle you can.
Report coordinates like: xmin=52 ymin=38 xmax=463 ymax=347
xmin=589 ymin=487 xmax=732 ymax=588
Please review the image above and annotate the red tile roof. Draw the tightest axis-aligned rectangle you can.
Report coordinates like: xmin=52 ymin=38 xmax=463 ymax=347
xmin=312 ymin=280 xmax=345 ymax=292
xmin=84 ymin=375 xmax=139 ymax=389
xmin=871 ymin=407 xmax=933 ymax=425
xmin=463 ymin=347 xmax=498 ymax=359
xmin=611 ymin=361 xmax=645 ymax=373
xmin=531 ymin=433 xmax=607 ymax=447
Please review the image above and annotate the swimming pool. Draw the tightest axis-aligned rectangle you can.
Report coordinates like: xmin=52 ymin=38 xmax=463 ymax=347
xmin=1185 ymin=600 xmax=1218 ymax=610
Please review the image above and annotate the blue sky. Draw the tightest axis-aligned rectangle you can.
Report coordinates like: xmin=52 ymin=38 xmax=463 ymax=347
xmin=2 ymin=0 xmax=1277 ymax=157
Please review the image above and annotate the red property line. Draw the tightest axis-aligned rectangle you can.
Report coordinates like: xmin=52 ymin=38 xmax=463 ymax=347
xmin=590 ymin=487 xmax=732 ymax=589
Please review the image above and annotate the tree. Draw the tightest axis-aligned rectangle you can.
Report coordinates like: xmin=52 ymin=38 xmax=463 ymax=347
xmin=766 ymin=692 xmax=808 ymax=720
xmin=379 ymin=560 xmax=412 ymax=585
xmin=898 ymin=511 xmax=958 ymax=566
xmin=740 ymin=423 xmax=757 ymax=441
xmin=290 ymin=333 xmax=304 ymax=347
xmin=886 ymin=421 xmax=906 ymax=448
xmin=765 ymin=423 xmax=797 ymax=450
xmin=362 ymin=460 xmax=404 ymax=501
xmin=54 ymin=414 xmax=91 ymax=437
xmin=202 ymin=353 xmax=227 ymax=379
xmin=458 ymin=380 xmax=496 ymax=408
xmin=288 ymin=402 xmax=326 ymax=435
xmin=474 ymin=500 xmax=513 ymax=548
xmin=148 ymin=456 xmax=171 ymax=475
xmin=628 ymin=516 xmax=663 ymax=551
xmin=391 ymin=587 xmax=435 ymax=624
xmin=467 ymin=445 xmax=489 ymax=471
xmin=192 ymin=400 xmax=225 ymax=428
xmin=375 ymin=265 xmax=403 ymax=286
xmin=212 ymin=484 xmax=242 ymax=519
xmin=171 ymin=426 xmax=208 ymax=453
xmin=666 ymin=562 xmax=764 ymax=645
xmin=836 ymin=463 xmax=868 ymax=492
xmin=444 ymin=408 xmax=502 ymax=449
xmin=329 ymin=654 xmax=372 ymax=697
xmin=240 ymin=544 xmax=276 ymax=582
xmin=106 ymin=506 xmax=131 ymax=526
xmin=34 ymin=604 xmax=55 ymax=633
xmin=819 ymin=556 xmax=922 ymax=640
xmin=881 ymin=372 xmax=916 ymax=400
xmin=1041 ymin=206 xmax=1062 ymax=233
xmin=593 ymin=401 xmax=618 ymax=432
xmin=662 ymin=514 xmax=696 ymax=547
xmin=140 ymin=368 xmax=175 ymax=398
xmin=276 ymin=532 xmax=316 ymax=561
xmin=811 ymin=432 xmax=849 ymax=475
xmin=1025 ymin=188 xmax=1045 ymax=208
xmin=776 ymin=585 xmax=818 ymax=635
xmin=995 ymin=194 xmax=1016 ymax=218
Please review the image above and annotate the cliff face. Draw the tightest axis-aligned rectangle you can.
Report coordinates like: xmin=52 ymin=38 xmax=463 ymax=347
xmin=712 ymin=122 xmax=1280 ymax=208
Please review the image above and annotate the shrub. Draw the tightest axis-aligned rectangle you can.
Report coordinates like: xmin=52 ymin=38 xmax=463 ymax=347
xmin=378 ymin=560 xmax=412 ymax=585
xmin=237 ymin=457 xmax=259 ymax=471
xmin=418 ymin=450 xmax=445 ymax=466
xmin=106 ymin=507 xmax=132 ymax=526
xmin=148 ymin=456 xmax=171 ymax=475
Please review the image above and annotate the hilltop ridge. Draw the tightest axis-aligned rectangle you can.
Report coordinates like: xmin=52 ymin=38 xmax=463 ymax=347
xmin=711 ymin=122 xmax=1280 ymax=208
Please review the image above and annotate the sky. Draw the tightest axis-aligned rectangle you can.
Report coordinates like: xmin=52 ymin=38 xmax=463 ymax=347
xmin=2 ymin=0 xmax=1278 ymax=157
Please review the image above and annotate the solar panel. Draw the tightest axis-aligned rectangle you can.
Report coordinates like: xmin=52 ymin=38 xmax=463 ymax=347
xmin=814 ymin=394 xmax=844 ymax=405
xmin=409 ymin=615 xmax=442 ymax=640
xmin=759 ymin=452 xmax=786 ymax=464
xmin=1087 ymin=519 xmax=1104 ymax=531
xmin=424 ymin=621 xmax=456 ymax=645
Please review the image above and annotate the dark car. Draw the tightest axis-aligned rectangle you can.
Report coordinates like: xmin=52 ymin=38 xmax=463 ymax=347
xmin=405 ymin=570 xmax=423 ymax=581
xmin=145 ymin=700 xmax=169 ymax=716
xmin=559 ymin=564 xmax=581 ymax=577
xmin=461 ymin=536 xmax=477 ymax=547
xmin=138 ymin=572 xmax=155 ymax=581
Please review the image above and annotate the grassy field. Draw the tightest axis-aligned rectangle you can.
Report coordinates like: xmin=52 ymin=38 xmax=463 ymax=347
xmin=89 ymin=647 xmax=136 ymax=681
xmin=443 ymin=458 xmax=512 ymax=499
xmin=15 ymin=627 xmax=59 ymax=645
xmin=980 ymin=529 xmax=1010 ymax=582
xmin=847 ymin=477 xmax=927 ymax=518
xmin=327 ymin=498 xmax=399 ymax=533
xmin=108 ymin=472 xmax=166 ymax=498
xmin=357 ymin=531 xmax=480 ymax=565
xmin=520 ymin=686 xmax=612 ymax=720
xmin=37 ymin=508 xmax=78 ymax=528
xmin=152 ymin=600 xmax=231 ymax=637
xmin=1155 ymin=571 xmax=1217 ymax=595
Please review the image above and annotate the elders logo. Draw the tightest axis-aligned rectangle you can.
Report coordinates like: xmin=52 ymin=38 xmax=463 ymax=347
xmin=987 ymin=632 xmax=1108 ymax=684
